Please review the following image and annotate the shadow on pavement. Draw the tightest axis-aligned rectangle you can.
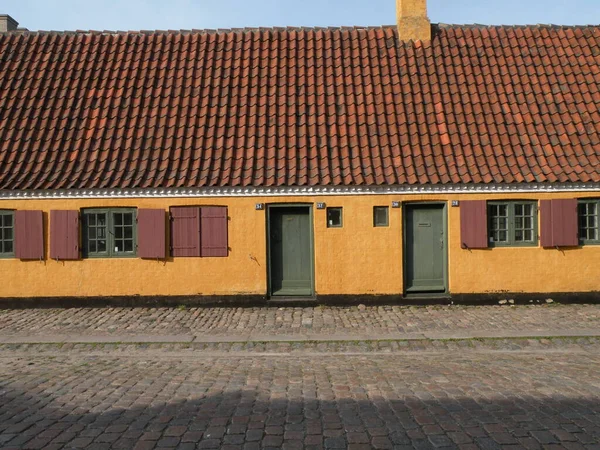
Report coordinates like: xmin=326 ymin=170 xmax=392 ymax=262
xmin=0 ymin=353 xmax=599 ymax=449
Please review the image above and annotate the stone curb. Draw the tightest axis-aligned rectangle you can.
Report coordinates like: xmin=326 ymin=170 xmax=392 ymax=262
xmin=1 ymin=336 xmax=600 ymax=356
xmin=0 ymin=329 xmax=599 ymax=344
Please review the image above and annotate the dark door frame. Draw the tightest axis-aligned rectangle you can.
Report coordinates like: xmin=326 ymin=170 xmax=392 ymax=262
xmin=266 ymin=203 xmax=315 ymax=297
xmin=402 ymin=201 xmax=449 ymax=296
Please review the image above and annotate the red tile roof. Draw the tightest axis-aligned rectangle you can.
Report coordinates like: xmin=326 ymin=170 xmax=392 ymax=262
xmin=0 ymin=24 xmax=599 ymax=190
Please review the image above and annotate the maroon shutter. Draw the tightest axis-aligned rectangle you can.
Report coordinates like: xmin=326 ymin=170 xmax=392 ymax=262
xmin=540 ymin=200 xmax=553 ymax=247
xmin=15 ymin=210 xmax=44 ymax=260
xmin=50 ymin=210 xmax=79 ymax=260
xmin=200 ymin=206 xmax=228 ymax=257
xmin=170 ymin=206 xmax=201 ymax=257
xmin=460 ymin=200 xmax=488 ymax=249
xmin=541 ymin=199 xmax=578 ymax=247
xmin=138 ymin=209 xmax=166 ymax=259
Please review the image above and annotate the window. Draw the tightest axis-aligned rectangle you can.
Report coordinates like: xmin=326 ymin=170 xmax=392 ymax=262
xmin=579 ymin=200 xmax=599 ymax=244
xmin=327 ymin=207 xmax=343 ymax=228
xmin=488 ymin=201 xmax=537 ymax=246
xmin=82 ymin=208 xmax=137 ymax=257
xmin=373 ymin=206 xmax=389 ymax=227
xmin=0 ymin=210 xmax=14 ymax=257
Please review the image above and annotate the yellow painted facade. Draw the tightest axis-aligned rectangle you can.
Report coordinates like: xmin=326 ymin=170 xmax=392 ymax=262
xmin=0 ymin=191 xmax=599 ymax=299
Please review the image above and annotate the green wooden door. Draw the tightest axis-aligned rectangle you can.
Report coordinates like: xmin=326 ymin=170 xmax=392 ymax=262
xmin=405 ymin=205 xmax=446 ymax=293
xmin=269 ymin=206 xmax=313 ymax=296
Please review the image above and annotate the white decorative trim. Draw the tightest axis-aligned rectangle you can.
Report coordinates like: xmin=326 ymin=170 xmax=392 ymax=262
xmin=0 ymin=183 xmax=599 ymax=199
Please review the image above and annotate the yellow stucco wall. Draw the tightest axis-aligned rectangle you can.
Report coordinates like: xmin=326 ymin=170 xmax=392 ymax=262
xmin=0 ymin=192 xmax=599 ymax=298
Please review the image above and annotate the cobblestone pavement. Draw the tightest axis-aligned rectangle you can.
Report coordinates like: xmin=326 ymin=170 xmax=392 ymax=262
xmin=1 ymin=344 xmax=600 ymax=449
xmin=0 ymin=304 xmax=599 ymax=342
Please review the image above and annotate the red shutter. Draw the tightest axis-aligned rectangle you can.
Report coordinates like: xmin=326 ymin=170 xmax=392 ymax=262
xmin=50 ymin=210 xmax=79 ymax=260
xmin=138 ymin=209 xmax=166 ymax=259
xmin=460 ymin=200 xmax=488 ymax=249
xmin=201 ymin=206 xmax=229 ymax=257
xmin=15 ymin=210 xmax=44 ymax=260
xmin=170 ymin=206 xmax=201 ymax=257
xmin=541 ymin=199 xmax=578 ymax=248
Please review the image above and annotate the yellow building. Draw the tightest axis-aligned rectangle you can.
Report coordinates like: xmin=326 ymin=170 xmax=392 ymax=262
xmin=0 ymin=1 xmax=599 ymax=304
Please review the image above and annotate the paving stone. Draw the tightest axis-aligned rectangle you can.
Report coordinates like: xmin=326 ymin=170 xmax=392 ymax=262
xmin=427 ymin=434 xmax=454 ymax=447
xmin=156 ymin=436 xmax=180 ymax=447
xmin=324 ymin=436 xmax=346 ymax=448
xmin=197 ymin=439 xmax=221 ymax=449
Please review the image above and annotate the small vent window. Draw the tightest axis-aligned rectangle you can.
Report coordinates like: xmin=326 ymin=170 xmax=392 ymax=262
xmin=327 ymin=207 xmax=343 ymax=228
xmin=373 ymin=207 xmax=389 ymax=227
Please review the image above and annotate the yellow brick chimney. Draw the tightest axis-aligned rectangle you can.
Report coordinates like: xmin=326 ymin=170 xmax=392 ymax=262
xmin=397 ymin=0 xmax=431 ymax=42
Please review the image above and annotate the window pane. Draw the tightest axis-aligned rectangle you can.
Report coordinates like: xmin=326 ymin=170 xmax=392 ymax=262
xmin=97 ymin=215 xmax=106 ymax=226
xmin=3 ymin=214 xmax=12 ymax=227
xmin=89 ymin=228 xmax=96 ymax=239
xmin=97 ymin=227 xmax=106 ymax=239
xmin=115 ymin=227 xmax=123 ymax=239
xmin=88 ymin=214 xmax=96 ymax=226
xmin=98 ymin=240 xmax=106 ymax=253
xmin=124 ymin=214 xmax=133 ymax=226
xmin=4 ymin=241 xmax=12 ymax=253
xmin=524 ymin=230 xmax=532 ymax=241
xmin=499 ymin=205 xmax=507 ymax=216
xmin=499 ymin=231 xmax=507 ymax=242
xmin=124 ymin=227 xmax=133 ymax=239
xmin=515 ymin=230 xmax=523 ymax=241
xmin=374 ymin=207 xmax=389 ymax=227
xmin=114 ymin=213 xmax=123 ymax=226
xmin=515 ymin=217 xmax=523 ymax=229
xmin=116 ymin=241 xmax=124 ymax=252
xmin=124 ymin=240 xmax=133 ymax=252
xmin=587 ymin=215 xmax=595 ymax=229
xmin=4 ymin=228 xmax=12 ymax=240
xmin=89 ymin=241 xmax=97 ymax=253
xmin=515 ymin=204 xmax=523 ymax=216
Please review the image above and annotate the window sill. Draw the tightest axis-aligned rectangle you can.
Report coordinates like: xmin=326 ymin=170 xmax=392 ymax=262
xmin=488 ymin=243 xmax=539 ymax=248
xmin=82 ymin=255 xmax=138 ymax=259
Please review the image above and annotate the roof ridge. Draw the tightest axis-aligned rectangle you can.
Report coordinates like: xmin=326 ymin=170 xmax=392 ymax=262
xmin=437 ymin=22 xmax=600 ymax=29
xmin=2 ymin=22 xmax=598 ymax=37
xmin=1 ymin=24 xmax=399 ymax=36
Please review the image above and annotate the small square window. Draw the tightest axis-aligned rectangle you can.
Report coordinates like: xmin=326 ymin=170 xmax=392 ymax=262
xmin=374 ymin=206 xmax=389 ymax=227
xmin=327 ymin=207 xmax=343 ymax=228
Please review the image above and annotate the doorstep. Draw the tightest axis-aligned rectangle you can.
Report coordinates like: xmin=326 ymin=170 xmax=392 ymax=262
xmin=267 ymin=296 xmax=318 ymax=307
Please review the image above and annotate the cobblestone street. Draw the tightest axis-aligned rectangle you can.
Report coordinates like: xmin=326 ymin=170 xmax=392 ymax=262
xmin=1 ymin=305 xmax=600 ymax=449
xmin=0 ymin=304 xmax=599 ymax=342
xmin=0 ymin=342 xmax=600 ymax=449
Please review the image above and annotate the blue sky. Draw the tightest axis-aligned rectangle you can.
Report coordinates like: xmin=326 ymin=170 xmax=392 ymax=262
xmin=3 ymin=0 xmax=599 ymax=31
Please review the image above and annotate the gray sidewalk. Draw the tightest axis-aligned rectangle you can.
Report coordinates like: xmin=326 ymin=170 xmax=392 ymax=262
xmin=0 ymin=303 xmax=599 ymax=344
